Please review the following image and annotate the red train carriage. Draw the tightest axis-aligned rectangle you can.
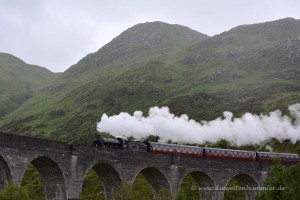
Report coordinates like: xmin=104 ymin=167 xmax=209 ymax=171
xmin=280 ymin=153 xmax=299 ymax=164
xmin=204 ymin=147 xmax=256 ymax=161
xmin=146 ymin=142 xmax=204 ymax=157
xmin=257 ymin=152 xmax=281 ymax=162
xmin=257 ymin=152 xmax=299 ymax=163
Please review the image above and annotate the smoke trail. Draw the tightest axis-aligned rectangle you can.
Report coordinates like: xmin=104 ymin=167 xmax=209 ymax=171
xmin=96 ymin=103 xmax=300 ymax=146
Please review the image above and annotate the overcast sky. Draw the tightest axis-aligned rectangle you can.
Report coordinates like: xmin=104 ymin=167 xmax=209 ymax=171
xmin=1 ymin=0 xmax=300 ymax=72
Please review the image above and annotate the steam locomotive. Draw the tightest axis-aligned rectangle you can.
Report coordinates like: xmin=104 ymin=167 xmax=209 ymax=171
xmin=93 ymin=135 xmax=299 ymax=164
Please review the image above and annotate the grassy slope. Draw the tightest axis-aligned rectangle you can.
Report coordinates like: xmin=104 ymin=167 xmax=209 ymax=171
xmin=0 ymin=53 xmax=57 ymax=119
xmin=0 ymin=22 xmax=209 ymax=142
xmin=0 ymin=19 xmax=299 ymax=153
xmin=168 ymin=18 xmax=300 ymax=119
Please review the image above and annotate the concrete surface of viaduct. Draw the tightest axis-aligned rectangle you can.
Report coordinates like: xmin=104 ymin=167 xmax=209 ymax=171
xmin=0 ymin=132 xmax=273 ymax=200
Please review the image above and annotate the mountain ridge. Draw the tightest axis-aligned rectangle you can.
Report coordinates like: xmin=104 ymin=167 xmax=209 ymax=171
xmin=63 ymin=21 xmax=209 ymax=78
xmin=0 ymin=18 xmax=299 ymax=148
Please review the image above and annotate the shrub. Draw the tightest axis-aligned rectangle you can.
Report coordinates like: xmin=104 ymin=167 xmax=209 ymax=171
xmin=0 ymin=182 xmax=30 ymax=200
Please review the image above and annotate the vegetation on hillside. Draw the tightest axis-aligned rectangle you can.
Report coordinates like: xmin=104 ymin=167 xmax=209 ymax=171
xmin=0 ymin=53 xmax=57 ymax=119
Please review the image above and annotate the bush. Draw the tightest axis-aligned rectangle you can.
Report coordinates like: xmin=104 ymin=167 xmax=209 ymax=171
xmin=255 ymin=158 xmax=299 ymax=200
xmin=0 ymin=182 xmax=30 ymax=200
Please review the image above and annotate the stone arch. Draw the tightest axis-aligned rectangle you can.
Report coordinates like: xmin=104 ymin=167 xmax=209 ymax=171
xmin=225 ymin=173 xmax=259 ymax=200
xmin=82 ymin=162 xmax=121 ymax=200
xmin=133 ymin=167 xmax=171 ymax=198
xmin=178 ymin=170 xmax=215 ymax=200
xmin=0 ymin=152 xmax=12 ymax=190
xmin=22 ymin=156 xmax=67 ymax=200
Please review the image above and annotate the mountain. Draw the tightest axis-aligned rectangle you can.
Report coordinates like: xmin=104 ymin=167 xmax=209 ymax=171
xmin=0 ymin=53 xmax=57 ymax=119
xmin=0 ymin=22 xmax=209 ymax=142
xmin=64 ymin=21 xmax=209 ymax=78
xmin=0 ymin=19 xmax=299 ymax=146
xmin=174 ymin=17 xmax=300 ymax=116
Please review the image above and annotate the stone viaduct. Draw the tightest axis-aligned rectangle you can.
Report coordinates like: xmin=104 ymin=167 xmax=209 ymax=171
xmin=0 ymin=132 xmax=275 ymax=200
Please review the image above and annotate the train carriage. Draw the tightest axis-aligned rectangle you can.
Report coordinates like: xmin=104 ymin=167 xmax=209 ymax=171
xmin=257 ymin=152 xmax=299 ymax=163
xmin=204 ymin=147 xmax=256 ymax=161
xmin=146 ymin=142 xmax=204 ymax=157
xmin=280 ymin=153 xmax=299 ymax=164
xmin=256 ymin=152 xmax=281 ymax=162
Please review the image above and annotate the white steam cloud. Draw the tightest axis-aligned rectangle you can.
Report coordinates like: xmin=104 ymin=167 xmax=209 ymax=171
xmin=96 ymin=103 xmax=300 ymax=146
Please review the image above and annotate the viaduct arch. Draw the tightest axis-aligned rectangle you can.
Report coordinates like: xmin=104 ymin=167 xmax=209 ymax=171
xmin=225 ymin=173 xmax=260 ymax=200
xmin=177 ymin=170 xmax=216 ymax=200
xmin=83 ymin=162 xmax=122 ymax=200
xmin=25 ymin=156 xmax=67 ymax=200
xmin=0 ymin=152 xmax=12 ymax=191
xmin=132 ymin=167 xmax=171 ymax=198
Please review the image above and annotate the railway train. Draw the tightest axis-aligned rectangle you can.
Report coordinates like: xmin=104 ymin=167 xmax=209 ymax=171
xmin=93 ymin=135 xmax=299 ymax=164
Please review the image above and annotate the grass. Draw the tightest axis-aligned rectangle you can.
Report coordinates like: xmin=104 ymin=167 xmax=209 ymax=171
xmin=0 ymin=53 xmax=57 ymax=119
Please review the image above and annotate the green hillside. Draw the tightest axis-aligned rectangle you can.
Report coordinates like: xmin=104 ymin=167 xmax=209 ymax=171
xmin=63 ymin=21 xmax=209 ymax=78
xmin=0 ymin=22 xmax=209 ymax=142
xmin=0 ymin=19 xmax=299 ymax=148
xmin=170 ymin=17 xmax=300 ymax=118
xmin=0 ymin=53 xmax=57 ymax=119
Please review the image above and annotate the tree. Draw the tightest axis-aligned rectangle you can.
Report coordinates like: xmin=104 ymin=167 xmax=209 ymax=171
xmin=132 ymin=173 xmax=154 ymax=200
xmin=81 ymin=169 xmax=105 ymax=200
xmin=144 ymin=135 xmax=160 ymax=142
xmin=0 ymin=182 xmax=30 ymax=200
xmin=256 ymin=158 xmax=298 ymax=200
xmin=115 ymin=182 xmax=137 ymax=200
xmin=156 ymin=188 xmax=172 ymax=200
xmin=21 ymin=164 xmax=45 ymax=200
xmin=283 ymin=163 xmax=300 ymax=199
xmin=177 ymin=174 xmax=200 ymax=200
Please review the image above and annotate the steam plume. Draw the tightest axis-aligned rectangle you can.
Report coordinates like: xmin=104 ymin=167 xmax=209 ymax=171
xmin=96 ymin=103 xmax=300 ymax=146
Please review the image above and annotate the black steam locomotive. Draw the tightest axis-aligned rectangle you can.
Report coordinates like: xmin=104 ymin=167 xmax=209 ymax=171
xmin=93 ymin=135 xmax=148 ymax=152
xmin=93 ymin=135 xmax=299 ymax=164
